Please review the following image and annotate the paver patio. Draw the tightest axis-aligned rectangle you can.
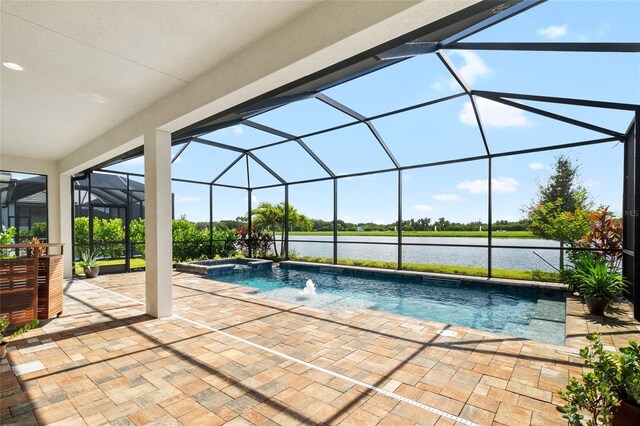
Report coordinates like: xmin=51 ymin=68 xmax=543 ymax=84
xmin=1 ymin=270 xmax=638 ymax=425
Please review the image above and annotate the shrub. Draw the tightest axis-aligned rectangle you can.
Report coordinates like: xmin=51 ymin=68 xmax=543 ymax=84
xmin=0 ymin=227 xmax=16 ymax=258
xmin=93 ymin=218 xmax=125 ymax=259
xmin=212 ymin=228 xmax=237 ymax=258
xmin=130 ymin=218 xmax=145 ymax=257
xmin=172 ymin=218 xmax=208 ymax=262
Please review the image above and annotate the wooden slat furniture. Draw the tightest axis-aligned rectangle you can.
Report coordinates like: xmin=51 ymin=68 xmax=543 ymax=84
xmin=0 ymin=246 xmax=39 ymax=326
xmin=36 ymin=244 xmax=65 ymax=319
xmin=1 ymin=243 xmax=65 ymax=324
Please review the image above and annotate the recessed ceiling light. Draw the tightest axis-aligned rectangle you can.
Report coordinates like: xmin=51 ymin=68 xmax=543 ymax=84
xmin=2 ymin=62 xmax=24 ymax=71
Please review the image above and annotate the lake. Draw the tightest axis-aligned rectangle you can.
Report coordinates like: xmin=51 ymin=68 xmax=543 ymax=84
xmin=288 ymin=235 xmax=564 ymax=272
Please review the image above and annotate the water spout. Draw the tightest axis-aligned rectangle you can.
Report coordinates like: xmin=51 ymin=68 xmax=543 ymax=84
xmin=299 ymin=279 xmax=317 ymax=297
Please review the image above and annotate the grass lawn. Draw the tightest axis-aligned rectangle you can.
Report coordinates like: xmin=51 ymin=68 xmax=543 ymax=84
xmin=289 ymin=230 xmax=533 ymax=238
xmin=289 ymin=256 xmax=560 ymax=282
xmin=74 ymin=258 xmax=146 ymax=275
xmin=73 ymin=254 xmax=560 ymax=283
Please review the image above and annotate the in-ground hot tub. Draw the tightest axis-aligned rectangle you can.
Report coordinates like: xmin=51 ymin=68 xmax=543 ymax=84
xmin=175 ymin=257 xmax=272 ymax=277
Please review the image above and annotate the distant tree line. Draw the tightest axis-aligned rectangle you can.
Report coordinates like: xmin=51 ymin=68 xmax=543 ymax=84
xmin=204 ymin=216 xmax=530 ymax=232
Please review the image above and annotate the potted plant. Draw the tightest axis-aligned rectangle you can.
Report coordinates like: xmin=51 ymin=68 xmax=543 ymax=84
xmin=571 ymin=254 xmax=627 ymax=316
xmin=78 ymin=250 xmax=100 ymax=278
xmin=557 ymin=333 xmax=640 ymax=426
xmin=0 ymin=316 xmax=40 ymax=358
xmin=616 ymin=340 xmax=640 ymax=425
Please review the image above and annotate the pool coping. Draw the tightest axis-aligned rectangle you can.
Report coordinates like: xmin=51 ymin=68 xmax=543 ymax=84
xmin=278 ymin=260 xmax=568 ymax=292
xmin=175 ymin=257 xmax=272 ymax=276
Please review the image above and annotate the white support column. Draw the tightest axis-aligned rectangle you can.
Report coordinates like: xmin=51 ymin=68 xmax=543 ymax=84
xmin=144 ymin=129 xmax=173 ymax=318
xmin=59 ymin=174 xmax=73 ymax=278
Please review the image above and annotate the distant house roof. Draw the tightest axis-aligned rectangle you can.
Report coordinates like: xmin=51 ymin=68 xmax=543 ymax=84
xmin=2 ymin=173 xmax=145 ymax=207
xmin=74 ymin=173 xmax=145 ymax=206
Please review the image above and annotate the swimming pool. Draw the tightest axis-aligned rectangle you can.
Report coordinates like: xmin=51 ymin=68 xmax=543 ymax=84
xmin=215 ymin=265 xmax=567 ymax=344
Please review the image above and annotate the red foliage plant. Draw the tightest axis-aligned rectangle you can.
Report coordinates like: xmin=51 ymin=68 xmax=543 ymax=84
xmin=234 ymin=225 xmax=274 ymax=257
xmin=579 ymin=206 xmax=622 ymax=270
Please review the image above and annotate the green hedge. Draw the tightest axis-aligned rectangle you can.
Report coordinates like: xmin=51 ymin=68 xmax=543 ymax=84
xmin=73 ymin=217 xmax=237 ymax=262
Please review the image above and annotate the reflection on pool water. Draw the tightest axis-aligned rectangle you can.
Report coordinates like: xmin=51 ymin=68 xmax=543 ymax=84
xmin=214 ymin=266 xmax=567 ymax=344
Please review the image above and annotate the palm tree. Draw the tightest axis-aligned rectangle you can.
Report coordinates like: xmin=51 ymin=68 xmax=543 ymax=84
xmin=252 ymin=202 xmax=313 ymax=257
xmin=251 ymin=202 xmax=281 ymax=256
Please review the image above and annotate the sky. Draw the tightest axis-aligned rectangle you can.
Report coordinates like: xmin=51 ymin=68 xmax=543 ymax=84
xmin=104 ymin=0 xmax=640 ymax=225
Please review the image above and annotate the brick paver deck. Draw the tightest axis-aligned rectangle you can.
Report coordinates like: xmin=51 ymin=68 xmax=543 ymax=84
xmin=1 ymin=270 xmax=638 ymax=425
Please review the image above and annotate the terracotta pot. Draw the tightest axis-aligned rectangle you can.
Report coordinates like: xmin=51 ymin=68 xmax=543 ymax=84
xmin=84 ymin=266 xmax=100 ymax=278
xmin=613 ymin=400 xmax=640 ymax=426
xmin=0 ymin=343 xmax=7 ymax=359
xmin=585 ymin=296 xmax=609 ymax=316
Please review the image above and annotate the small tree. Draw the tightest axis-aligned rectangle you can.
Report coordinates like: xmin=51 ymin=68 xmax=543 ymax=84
xmin=527 ymin=155 xmax=591 ymax=269
xmin=530 ymin=199 xmax=590 ymax=269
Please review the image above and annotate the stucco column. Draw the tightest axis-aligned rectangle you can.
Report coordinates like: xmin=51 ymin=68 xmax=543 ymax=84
xmin=59 ymin=174 xmax=73 ymax=278
xmin=144 ymin=129 xmax=173 ymax=318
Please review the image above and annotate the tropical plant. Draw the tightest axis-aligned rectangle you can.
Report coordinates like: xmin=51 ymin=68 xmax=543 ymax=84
xmin=558 ymin=333 xmax=621 ymax=426
xmin=0 ymin=316 xmax=40 ymax=346
xmin=235 ymin=224 xmax=273 ymax=257
xmin=619 ymin=341 xmax=640 ymax=405
xmin=578 ymin=207 xmax=623 ymax=271
xmin=78 ymin=250 xmax=99 ymax=268
xmin=558 ymin=334 xmax=640 ymax=426
xmin=252 ymin=202 xmax=281 ymax=255
xmin=27 ymin=236 xmax=44 ymax=257
xmin=572 ymin=254 xmax=627 ymax=301
xmin=252 ymin=202 xmax=312 ymax=256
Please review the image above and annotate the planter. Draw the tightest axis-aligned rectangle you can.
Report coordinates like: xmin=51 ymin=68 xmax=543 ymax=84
xmin=585 ymin=296 xmax=610 ymax=316
xmin=0 ymin=343 xmax=6 ymax=359
xmin=613 ymin=400 xmax=640 ymax=426
xmin=84 ymin=266 xmax=100 ymax=278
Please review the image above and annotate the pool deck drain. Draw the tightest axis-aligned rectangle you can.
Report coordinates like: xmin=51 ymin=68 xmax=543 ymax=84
xmin=82 ymin=280 xmax=479 ymax=426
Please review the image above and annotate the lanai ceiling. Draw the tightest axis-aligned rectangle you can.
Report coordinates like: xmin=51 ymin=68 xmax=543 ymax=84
xmin=0 ymin=0 xmax=319 ymax=160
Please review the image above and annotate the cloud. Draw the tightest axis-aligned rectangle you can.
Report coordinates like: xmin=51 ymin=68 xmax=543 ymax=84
xmin=449 ymin=51 xmax=491 ymax=88
xmin=583 ymin=179 xmax=600 ymax=188
xmin=175 ymin=196 xmax=199 ymax=203
xmin=528 ymin=162 xmax=544 ymax=170
xmin=402 ymin=173 xmax=414 ymax=182
xmin=232 ymin=126 xmax=244 ymax=135
xmin=429 ymin=76 xmax=450 ymax=92
xmin=433 ymin=193 xmax=462 ymax=202
xmin=537 ymin=24 xmax=567 ymax=40
xmin=413 ymin=204 xmax=434 ymax=212
xmin=460 ymin=98 xmax=533 ymax=128
xmin=245 ymin=194 xmax=258 ymax=203
xmin=373 ymin=219 xmax=387 ymax=225
xmin=457 ymin=177 xmax=519 ymax=194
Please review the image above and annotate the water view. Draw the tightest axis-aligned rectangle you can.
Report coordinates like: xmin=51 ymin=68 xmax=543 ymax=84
xmin=289 ymin=236 xmax=563 ymax=272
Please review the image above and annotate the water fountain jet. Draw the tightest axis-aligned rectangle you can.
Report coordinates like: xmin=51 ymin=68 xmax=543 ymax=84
xmin=299 ymin=279 xmax=317 ymax=297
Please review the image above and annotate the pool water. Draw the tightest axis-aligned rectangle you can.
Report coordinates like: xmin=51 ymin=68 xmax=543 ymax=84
xmin=216 ymin=267 xmax=567 ymax=344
